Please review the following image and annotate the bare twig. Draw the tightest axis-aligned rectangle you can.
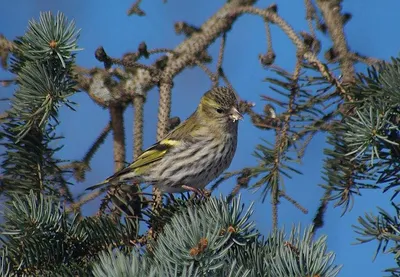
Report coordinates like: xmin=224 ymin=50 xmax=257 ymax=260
xmin=265 ymin=19 xmax=273 ymax=54
xmin=152 ymin=80 xmax=173 ymax=213
xmin=110 ymin=105 xmax=126 ymax=171
xmin=114 ymin=57 xmax=160 ymax=75
xmin=315 ymin=0 xmax=355 ymax=86
xmin=148 ymin=48 xmax=176 ymax=55
xmin=350 ymin=52 xmax=383 ymax=66
xmin=65 ymin=188 xmax=108 ymax=213
xmin=156 ymin=80 xmax=173 ymax=143
xmin=227 ymin=168 xmax=252 ymax=202
xmin=297 ymin=131 xmax=315 ymax=160
xmin=133 ymin=95 xmax=145 ymax=159
xmin=279 ymin=190 xmax=308 ymax=214
xmin=127 ymin=0 xmax=145 ymax=16
xmin=195 ymin=60 xmax=216 ymax=83
xmin=304 ymin=0 xmax=317 ymax=38
xmin=83 ymin=121 xmax=112 ymax=165
xmin=107 ymin=104 xmax=127 ymax=216
xmin=259 ymin=19 xmax=275 ymax=67
xmin=59 ymin=121 xmax=112 ymax=184
xmin=219 ymin=68 xmax=233 ymax=90
xmin=214 ymin=33 xmax=227 ymax=87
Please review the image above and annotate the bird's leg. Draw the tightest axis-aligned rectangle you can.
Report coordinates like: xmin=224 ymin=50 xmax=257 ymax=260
xmin=201 ymin=189 xmax=211 ymax=198
xmin=182 ymin=186 xmax=212 ymax=200
xmin=182 ymin=185 xmax=205 ymax=198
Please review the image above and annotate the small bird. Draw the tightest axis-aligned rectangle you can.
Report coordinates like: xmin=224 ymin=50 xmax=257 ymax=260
xmin=88 ymin=86 xmax=243 ymax=194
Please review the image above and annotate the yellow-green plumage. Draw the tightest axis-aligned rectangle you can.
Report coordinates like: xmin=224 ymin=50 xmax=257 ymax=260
xmin=87 ymin=86 xmax=242 ymax=193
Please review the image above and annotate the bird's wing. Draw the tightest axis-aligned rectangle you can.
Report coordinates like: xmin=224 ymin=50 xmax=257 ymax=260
xmin=86 ymin=140 xmax=179 ymax=191
xmin=120 ymin=138 xmax=182 ymax=176
xmin=112 ymin=115 xmax=204 ymax=178
xmin=87 ymin=114 xmax=200 ymax=191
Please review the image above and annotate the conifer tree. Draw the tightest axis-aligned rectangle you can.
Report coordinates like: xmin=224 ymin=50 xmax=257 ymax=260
xmin=0 ymin=1 xmax=398 ymax=276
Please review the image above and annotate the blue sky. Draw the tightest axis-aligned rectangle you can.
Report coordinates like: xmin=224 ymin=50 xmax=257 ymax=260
xmin=1 ymin=0 xmax=400 ymax=276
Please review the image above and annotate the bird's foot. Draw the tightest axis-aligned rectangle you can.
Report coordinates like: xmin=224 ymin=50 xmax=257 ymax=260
xmin=182 ymin=185 xmax=211 ymax=200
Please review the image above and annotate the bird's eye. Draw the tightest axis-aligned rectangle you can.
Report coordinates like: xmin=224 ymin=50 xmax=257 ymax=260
xmin=216 ymin=108 xmax=224 ymax=114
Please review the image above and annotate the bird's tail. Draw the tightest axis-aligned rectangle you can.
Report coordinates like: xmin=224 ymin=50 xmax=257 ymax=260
xmin=86 ymin=178 xmax=111 ymax=191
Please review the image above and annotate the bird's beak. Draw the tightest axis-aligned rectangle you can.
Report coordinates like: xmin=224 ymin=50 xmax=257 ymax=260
xmin=229 ymin=107 xmax=243 ymax=122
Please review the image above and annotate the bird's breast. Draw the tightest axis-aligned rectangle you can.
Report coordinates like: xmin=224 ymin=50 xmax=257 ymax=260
xmin=145 ymin=133 xmax=237 ymax=191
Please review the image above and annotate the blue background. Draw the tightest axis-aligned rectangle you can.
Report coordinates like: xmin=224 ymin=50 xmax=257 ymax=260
xmin=1 ymin=1 xmax=399 ymax=276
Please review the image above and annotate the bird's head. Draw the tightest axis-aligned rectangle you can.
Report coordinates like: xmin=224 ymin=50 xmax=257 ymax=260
xmin=198 ymin=87 xmax=243 ymax=128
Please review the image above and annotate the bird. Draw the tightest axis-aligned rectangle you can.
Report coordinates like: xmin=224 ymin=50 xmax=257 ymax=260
xmin=87 ymin=86 xmax=243 ymax=194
